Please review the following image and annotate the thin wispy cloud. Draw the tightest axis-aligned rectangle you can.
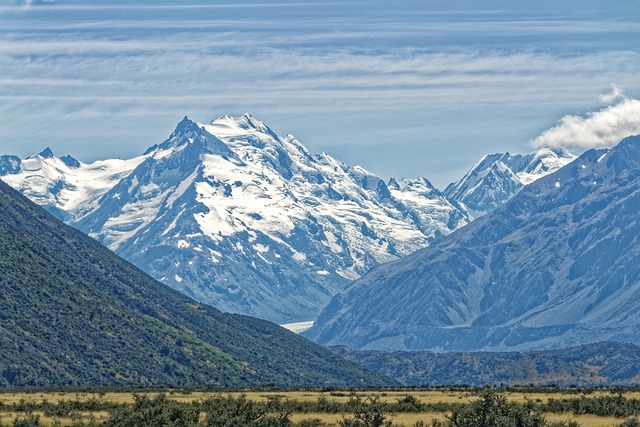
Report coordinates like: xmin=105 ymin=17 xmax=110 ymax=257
xmin=0 ymin=0 xmax=56 ymax=7
xmin=599 ymin=84 xmax=626 ymax=104
xmin=1 ymin=0 xmax=639 ymax=188
xmin=3 ymin=47 xmax=638 ymax=110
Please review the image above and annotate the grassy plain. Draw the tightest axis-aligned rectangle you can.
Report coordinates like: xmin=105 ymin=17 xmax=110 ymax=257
xmin=0 ymin=389 xmax=637 ymax=426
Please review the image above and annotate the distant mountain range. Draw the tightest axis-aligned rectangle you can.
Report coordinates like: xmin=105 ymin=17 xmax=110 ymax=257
xmin=332 ymin=341 xmax=640 ymax=387
xmin=7 ymin=113 xmax=640 ymax=387
xmin=2 ymin=114 xmax=472 ymax=323
xmin=306 ymin=135 xmax=640 ymax=352
xmin=0 ymin=179 xmax=387 ymax=387
xmin=0 ymin=114 xmax=571 ymax=324
xmin=444 ymin=147 xmax=575 ymax=217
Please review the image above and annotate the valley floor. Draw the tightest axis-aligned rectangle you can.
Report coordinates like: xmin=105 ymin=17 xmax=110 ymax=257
xmin=0 ymin=388 xmax=639 ymax=426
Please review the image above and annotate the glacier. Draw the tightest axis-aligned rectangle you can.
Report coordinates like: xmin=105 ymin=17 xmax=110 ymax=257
xmin=1 ymin=114 xmax=469 ymax=323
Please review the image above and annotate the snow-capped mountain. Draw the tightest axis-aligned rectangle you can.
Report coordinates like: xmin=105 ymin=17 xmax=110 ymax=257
xmin=445 ymin=147 xmax=576 ymax=217
xmin=0 ymin=148 xmax=146 ymax=222
xmin=1 ymin=114 xmax=469 ymax=323
xmin=305 ymin=135 xmax=640 ymax=351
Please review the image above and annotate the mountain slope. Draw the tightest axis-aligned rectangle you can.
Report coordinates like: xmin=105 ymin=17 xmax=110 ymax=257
xmin=5 ymin=114 xmax=468 ymax=323
xmin=0 ymin=179 xmax=388 ymax=387
xmin=445 ymin=147 xmax=576 ymax=217
xmin=332 ymin=342 xmax=640 ymax=387
xmin=306 ymin=135 xmax=640 ymax=352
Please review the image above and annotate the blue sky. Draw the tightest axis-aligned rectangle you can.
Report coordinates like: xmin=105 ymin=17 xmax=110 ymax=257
xmin=1 ymin=0 xmax=640 ymax=188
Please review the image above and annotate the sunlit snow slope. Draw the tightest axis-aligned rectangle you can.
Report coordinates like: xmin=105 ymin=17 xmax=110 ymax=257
xmin=0 ymin=149 xmax=146 ymax=222
xmin=1 ymin=114 xmax=469 ymax=323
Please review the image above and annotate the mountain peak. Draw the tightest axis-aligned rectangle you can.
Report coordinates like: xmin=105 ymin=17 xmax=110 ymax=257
xmin=601 ymin=133 xmax=640 ymax=175
xmin=236 ymin=113 xmax=267 ymax=132
xmin=208 ymin=113 xmax=277 ymax=138
xmin=3 ymin=112 xmax=470 ymax=325
xmin=172 ymin=116 xmax=200 ymax=136
xmin=60 ymin=154 xmax=81 ymax=168
xmin=39 ymin=147 xmax=55 ymax=158
xmin=535 ymin=145 xmax=573 ymax=157
xmin=388 ymin=176 xmax=438 ymax=193
xmin=387 ymin=177 xmax=401 ymax=190
xmin=445 ymin=146 xmax=576 ymax=216
xmin=143 ymin=116 xmax=235 ymax=158
xmin=411 ymin=176 xmax=437 ymax=188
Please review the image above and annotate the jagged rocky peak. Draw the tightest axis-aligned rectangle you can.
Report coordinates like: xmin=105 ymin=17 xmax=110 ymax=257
xmin=24 ymin=147 xmax=81 ymax=169
xmin=445 ymin=145 xmax=576 ymax=216
xmin=173 ymin=115 xmax=201 ymax=135
xmin=162 ymin=116 xmax=209 ymax=147
xmin=38 ymin=147 xmax=55 ymax=158
xmin=144 ymin=116 xmax=235 ymax=159
xmin=60 ymin=154 xmax=81 ymax=168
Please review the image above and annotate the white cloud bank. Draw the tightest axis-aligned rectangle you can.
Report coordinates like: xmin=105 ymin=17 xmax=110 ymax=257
xmin=531 ymin=93 xmax=640 ymax=151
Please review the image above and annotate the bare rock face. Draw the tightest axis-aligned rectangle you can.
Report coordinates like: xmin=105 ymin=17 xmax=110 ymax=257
xmin=306 ymin=135 xmax=640 ymax=352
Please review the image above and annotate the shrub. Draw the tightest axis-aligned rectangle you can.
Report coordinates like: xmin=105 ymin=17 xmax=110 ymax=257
xmin=102 ymin=394 xmax=199 ymax=427
xmin=338 ymin=397 xmax=396 ymax=427
xmin=13 ymin=414 xmax=42 ymax=427
xmin=445 ymin=391 xmax=545 ymax=427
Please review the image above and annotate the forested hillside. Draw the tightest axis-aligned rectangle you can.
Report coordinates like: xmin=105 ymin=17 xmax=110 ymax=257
xmin=333 ymin=342 xmax=640 ymax=386
xmin=0 ymin=180 xmax=387 ymax=387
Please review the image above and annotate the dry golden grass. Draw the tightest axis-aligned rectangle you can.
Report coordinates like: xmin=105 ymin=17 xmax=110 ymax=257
xmin=0 ymin=389 xmax=635 ymax=426
xmin=0 ymin=389 xmax=471 ymax=406
xmin=0 ymin=389 xmax=587 ymax=406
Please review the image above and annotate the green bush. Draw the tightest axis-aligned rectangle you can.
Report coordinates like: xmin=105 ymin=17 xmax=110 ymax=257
xmin=12 ymin=414 xmax=41 ymax=427
xmin=620 ymin=418 xmax=640 ymax=427
xmin=338 ymin=397 xmax=396 ymax=427
xmin=101 ymin=394 xmax=199 ymax=427
xmin=445 ymin=391 xmax=545 ymax=427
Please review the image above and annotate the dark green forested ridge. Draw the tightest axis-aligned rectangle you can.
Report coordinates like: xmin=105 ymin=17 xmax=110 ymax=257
xmin=0 ymin=179 xmax=388 ymax=387
xmin=332 ymin=342 xmax=640 ymax=387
